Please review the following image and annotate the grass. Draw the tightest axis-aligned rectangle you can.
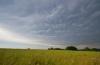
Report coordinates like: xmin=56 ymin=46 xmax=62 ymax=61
xmin=0 ymin=49 xmax=100 ymax=65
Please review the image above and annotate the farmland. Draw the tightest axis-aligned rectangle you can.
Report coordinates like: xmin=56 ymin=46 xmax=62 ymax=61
xmin=0 ymin=49 xmax=100 ymax=65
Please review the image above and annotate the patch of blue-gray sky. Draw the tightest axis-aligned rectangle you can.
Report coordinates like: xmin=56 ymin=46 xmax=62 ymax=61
xmin=0 ymin=0 xmax=100 ymax=48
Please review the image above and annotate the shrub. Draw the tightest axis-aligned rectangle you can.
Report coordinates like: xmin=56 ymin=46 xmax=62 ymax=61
xmin=48 ymin=48 xmax=63 ymax=50
xmin=82 ymin=47 xmax=90 ymax=51
xmin=65 ymin=46 xmax=77 ymax=51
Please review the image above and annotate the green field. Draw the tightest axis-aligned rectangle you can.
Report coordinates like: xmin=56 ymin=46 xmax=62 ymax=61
xmin=0 ymin=49 xmax=100 ymax=65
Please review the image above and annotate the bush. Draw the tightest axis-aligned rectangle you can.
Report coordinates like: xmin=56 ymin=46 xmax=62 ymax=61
xmin=65 ymin=46 xmax=77 ymax=51
xmin=91 ymin=48 xmax=100 ymax=51
xmin=48 ymin=47 xmax=54 ymax=50
xmin=82 ymin=47 xmax=90 ymax=51
xmin=27 ymin=48 xmax=31 ymax=50
xmin=48 ymin=48 xmax=63 ymax=50
xmin=53 ymin=48 xmax=63 ymax=50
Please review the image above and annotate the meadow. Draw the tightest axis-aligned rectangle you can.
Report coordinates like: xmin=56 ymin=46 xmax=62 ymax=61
xmin=0 ymin=49 xmax=100 ymax=65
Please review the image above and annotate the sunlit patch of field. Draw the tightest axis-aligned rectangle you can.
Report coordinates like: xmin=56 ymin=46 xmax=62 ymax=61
xmin=0 ymin=49 xmax=100 ymax=65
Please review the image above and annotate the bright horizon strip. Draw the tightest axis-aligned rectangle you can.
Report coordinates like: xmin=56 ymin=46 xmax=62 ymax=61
xmin=0 ymin=26 xmax=55 ymax=47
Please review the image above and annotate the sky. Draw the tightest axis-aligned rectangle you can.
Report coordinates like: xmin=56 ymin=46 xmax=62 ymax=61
xmin=0 ymin=0 xmax=100 ymax=49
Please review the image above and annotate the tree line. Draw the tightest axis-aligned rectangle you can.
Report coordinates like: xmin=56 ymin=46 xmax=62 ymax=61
xmin=48 ymin=46 xmax=100 ymax=51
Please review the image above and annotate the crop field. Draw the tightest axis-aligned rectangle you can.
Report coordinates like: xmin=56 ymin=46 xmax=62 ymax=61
xmin=0 ymin=49 xmax=100 ymax=65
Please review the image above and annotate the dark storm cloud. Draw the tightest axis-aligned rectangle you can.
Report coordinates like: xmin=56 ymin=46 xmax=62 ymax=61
xmin=0 ymin=0 xmax=100 ymax=48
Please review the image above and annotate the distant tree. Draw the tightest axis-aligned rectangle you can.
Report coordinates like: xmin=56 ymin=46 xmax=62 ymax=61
xmin=91 ymin=48 xmax=97 ymax=51
xmin=27 ymin=48 xmax=31 ymax=50
xmin=48 ymin=47 xmax=63 ymax=50
xmin=53 ymin=48 xmax=63 ymax=50
xmin=91 ymin=48 xmax=100 ymax=51
xmin=65 ymin=46 xmax=78 ymax=51
xmin=48 ymin=47 xmax=54 ymax=50
xmin=82 ymin=47 xmax=90 ymax=51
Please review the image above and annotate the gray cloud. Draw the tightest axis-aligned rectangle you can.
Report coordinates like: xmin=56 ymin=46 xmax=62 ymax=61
xmin=0 ymin=0 xmax=100 ymax=48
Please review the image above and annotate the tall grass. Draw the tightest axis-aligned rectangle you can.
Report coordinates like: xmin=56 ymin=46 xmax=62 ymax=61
xmin=0 ymin=49 xmax=100 ymax=65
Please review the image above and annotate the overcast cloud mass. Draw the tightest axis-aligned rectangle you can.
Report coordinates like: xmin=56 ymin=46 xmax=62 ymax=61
xmin=0 ymin=0 xmax=100 ymax=49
